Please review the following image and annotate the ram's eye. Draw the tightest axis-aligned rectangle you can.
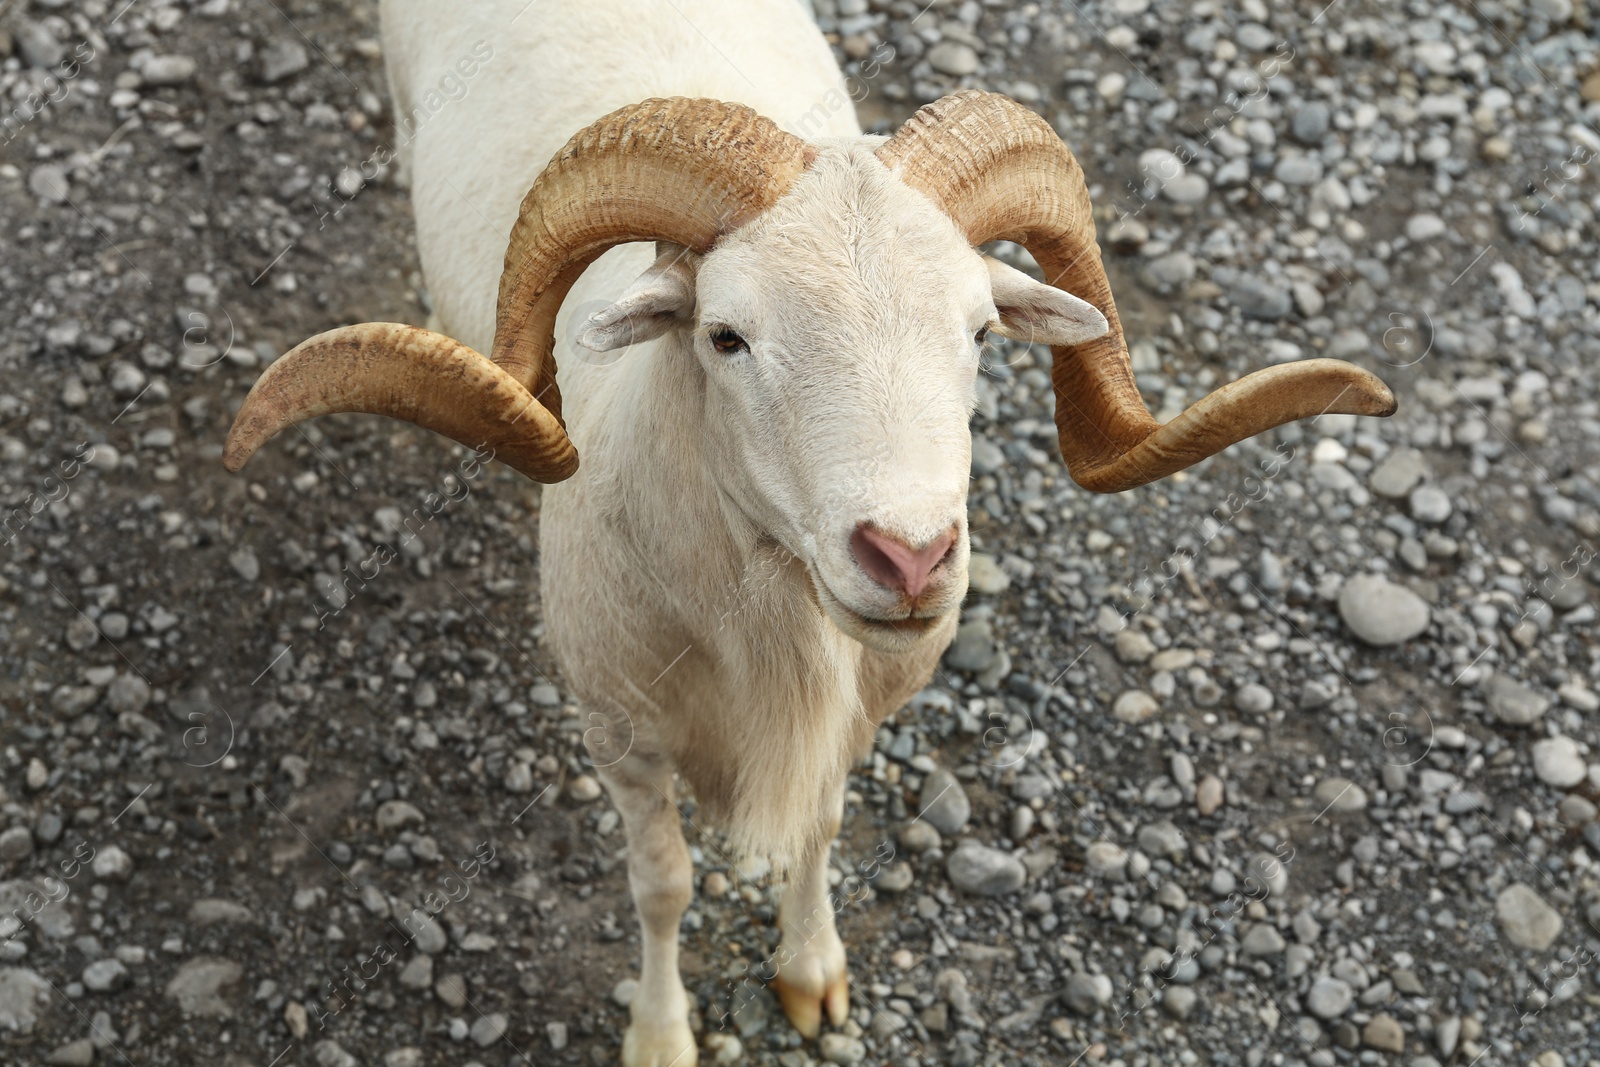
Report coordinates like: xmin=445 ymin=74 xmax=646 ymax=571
xmin=973 ymin=326 xmax=990 ymax=346
xmin=709 ymin=327 xmax=748 ymax=355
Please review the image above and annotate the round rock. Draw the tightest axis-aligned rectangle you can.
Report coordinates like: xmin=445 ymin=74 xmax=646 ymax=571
xmin=1062 ymin=972 xmax=1113 ymax=1016
xmin=1495 ymin=883 xmax=1562 ymax=950
xmin=1531 ymin=736 xmax=1585 ymax=788
xmin=1337 ymin=575 xmax=1431 ymax=646
xmin=927 ymin=42 xmax=979 ymax=77
xmin=82 ymin=959 xmax=128 ymax=993
xmin=1362 ymin=1013 xmax=1405 ymax=1052
xmin=918 ymin=768 xmax=971 ymax=835
xmin=1084 ymin=841 xmax=1128 ymax=876
xmin=946 ymin=841 xmax=1025 ymax=896
xmin=1313 ymin=777 xmax=1368 ymax=814
xmin=1306 ymin=976 xmax=1354 ymax=1019
xmin=1409 ymin=485 xmax=1452 ymax=524
xmin=91 ymin=846 xmax=134 ymax=882
xmin=1485 ymin=674 xmax=1550 ymax=726
xmin=819 ymin=1033 xmax=867 ymax=1065
xmin=1291 ymin=100 xmax=1331 ymax=143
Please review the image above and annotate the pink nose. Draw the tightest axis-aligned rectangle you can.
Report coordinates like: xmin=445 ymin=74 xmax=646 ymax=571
xmin=850 ymin=524 xmax=957 ymax=599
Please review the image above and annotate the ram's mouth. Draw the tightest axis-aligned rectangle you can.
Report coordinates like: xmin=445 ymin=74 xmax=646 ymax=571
xmin=849 ymin=608 xmax=942 ymax=635
xmin=809 ymin=569 xmax=949 ymax=643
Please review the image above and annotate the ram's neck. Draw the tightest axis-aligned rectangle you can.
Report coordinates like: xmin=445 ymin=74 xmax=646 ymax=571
xmin=566 ymin=325 xmax=770 ymax=628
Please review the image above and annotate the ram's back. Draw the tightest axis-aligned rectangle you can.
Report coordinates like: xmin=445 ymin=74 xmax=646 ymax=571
xmin=378 ymin=0 xmax=857 ymax=354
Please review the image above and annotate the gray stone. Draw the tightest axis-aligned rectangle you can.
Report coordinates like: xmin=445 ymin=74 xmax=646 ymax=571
xmin=1163 ymin=174 xmax=1209 ymax=203
xmin=1485 ymin=674 xmax=1549 ymax=726
xmin=1244 ymin=851 xmax=1290 ymax=897
xmin=1084 ymin=841 xmax=1128 ymax=876
xmin=15 ymin=22 xmax=63 ymax=69
xmin=966 ymin=553 xmax=1009 ymax=595
xmin=1291 ymin=100 xmax=1331 ymax=144
xmin=1062 ymin=972 xmax=1113 ymax=1016
xmin=927 ymin=42 xmax=979 ymax=77
xmin=1370 ymin=448 xmax=1427 ymax=498
xmin=1362 ymin=1013 xmax=1404 ymax=1052
xmin=944 ymin=620 xmax=998 ymax=673
xmin=0 ymin=881 xmax=73 ymax=939
xmin=1313 ymin=777 xmax=1368 ymax=814
xmin=398 ymin=954 xmax=433 ymax=990
xmin=1241 ymin=924 xmax=1286 ymax=955
xmin=1306 ymin=976 xmax=1354 ymax=1019
xmin=1112 ymin=689 xmax=1159 ymax=723
xmin=188 ymin=899 xmax=255 ymax=926
xmin=314 ymin=1042 xmax=357 ymax=1067
xmin=918 ymin=769 xmax=971 ymax=835
xmin=1228 ymin=275 xmax=1294 ymax=320
xmin=0 ymin=828 xmax=32 ymax=863
xmin=435 ymin=972 xmax=467 ymax=1010
xmin=46 ymin=1039 xmax=94 ymax=1066
xmin=82 ymin=958 xmax=128 ymax=993
xmin=1434 ymin=1015 xmax=1461 ymax=1056
xmin=1409 ymin=485 xmax=1452 ymax=524
xmin=946 ymin=841 xmax=1025 ymax=896
xmin=141 ymin=54 xmax=198 ymax=86
xmin=1142 ymin=252 xmax=1197 ymax=294
xmin=820 ymin=1033 xmax=867 ymax=1064
xmin=1234 ymin=684 xmax=1274 ymax=714
xmin=1532 ymin=736 xmax=1585 ymax=788
xmin=875 ymin=862 xmax=914 ymax=893
xmin=28 ymin=164 xmax=69 ymax=204
xmin=1136 ymin=821 xmax=1185 ymax=859
xmin=1115 ymin=629 xmax=1156 ymax=663
xmin=1163 ymin=985 xmax=1197 ymax=1019
xmin=106 ymin=674 xmax=151 ymax=715
xmin=1337 ymin=575 xmax=1431 ymax=646
xmin=0 ymin=967 xmax=51 ymax=1033
xmin=165 ymin=957 xmax=243 ymax=1017
xmin=229 ymin=547 xmax=260 ymax=582
xmin=51 ymin=685 xmax=98 ymax=715
xmin=1495 ymin=883 xmax=1562 ymax=950
xmin=259 ymin=40 xmax=310 ymax=83
xmin=91 ymin=846 xmax=134 ymax=882
xmin=470 ymin=1012 xmax=508 ymax=1047
xmin=409 ymin=915 xmax=447 ymax=955
xmin=971 ymin=434 xmax=1004 ymax=476
xmin=1273 ymin=156 xmax=1324 ymax=185
xmin=1406 ymin=213 xmax=1448 ymax=241
xmin=376 ymin=800 xmax=425 ymax=832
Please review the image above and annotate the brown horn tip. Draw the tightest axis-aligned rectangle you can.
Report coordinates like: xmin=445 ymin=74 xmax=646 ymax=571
xmin=1067 ymin=358 xmax=1396 ymax=493
xmin=224 ymin=322 xmax=577 ymax=483
xmin=875 ymin=90 xmax=1397 ymax=493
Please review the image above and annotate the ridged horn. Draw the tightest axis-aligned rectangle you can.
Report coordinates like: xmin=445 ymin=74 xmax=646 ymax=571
xmin=223 ymin=323 xmax=576 ymax=482
xmin=876 ymin=90 xmax=1396 ymax=493
xmin=491 ymin=97 xmax=817 ymax=393
xmin=225 ymin=98 xmax=814 ymax=484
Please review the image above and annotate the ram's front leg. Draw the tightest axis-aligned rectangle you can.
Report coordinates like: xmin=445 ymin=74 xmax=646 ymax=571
xmin=596 ymin=748 xmax=698 ymax=1067
xmin=771 ymin=790 xmax=850 ymax=1038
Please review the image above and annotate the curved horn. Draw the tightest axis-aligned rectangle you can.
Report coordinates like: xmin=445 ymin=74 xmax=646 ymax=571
xmin=223 ymin=323 xmax=577 ymax=482
xmin=876 ymin=90 xmax=1396 ymax=493
xmin=491 ymin=97 xmax=817 ymax=394
xmin=225 ymin=99 xmax=813 ymax=485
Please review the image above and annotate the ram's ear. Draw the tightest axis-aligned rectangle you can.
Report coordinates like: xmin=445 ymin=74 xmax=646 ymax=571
xmin=576 ymin=244 xmax=699 ymax=352
xmin=985 ymin=256 xmax=1109 ymax=346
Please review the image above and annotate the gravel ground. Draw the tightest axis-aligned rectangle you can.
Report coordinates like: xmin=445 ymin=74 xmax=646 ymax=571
xmin=3 ymin=1 xmax=1599 ymax=1065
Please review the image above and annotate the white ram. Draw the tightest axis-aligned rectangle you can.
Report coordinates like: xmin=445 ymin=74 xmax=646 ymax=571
xmin=224 ymin=2 xmax=1395 ymax=1063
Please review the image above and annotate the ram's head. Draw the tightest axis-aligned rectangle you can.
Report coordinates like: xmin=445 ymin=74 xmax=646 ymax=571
xmin=225 ymin=91 xmax=1394 ymax=650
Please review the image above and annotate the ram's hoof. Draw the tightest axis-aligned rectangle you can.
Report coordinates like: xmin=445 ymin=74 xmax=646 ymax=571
xmin=772 ymin=971 xmax=850 ymax=1039
xmin=621 ymin=1019 xmax=698 ymax=1067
